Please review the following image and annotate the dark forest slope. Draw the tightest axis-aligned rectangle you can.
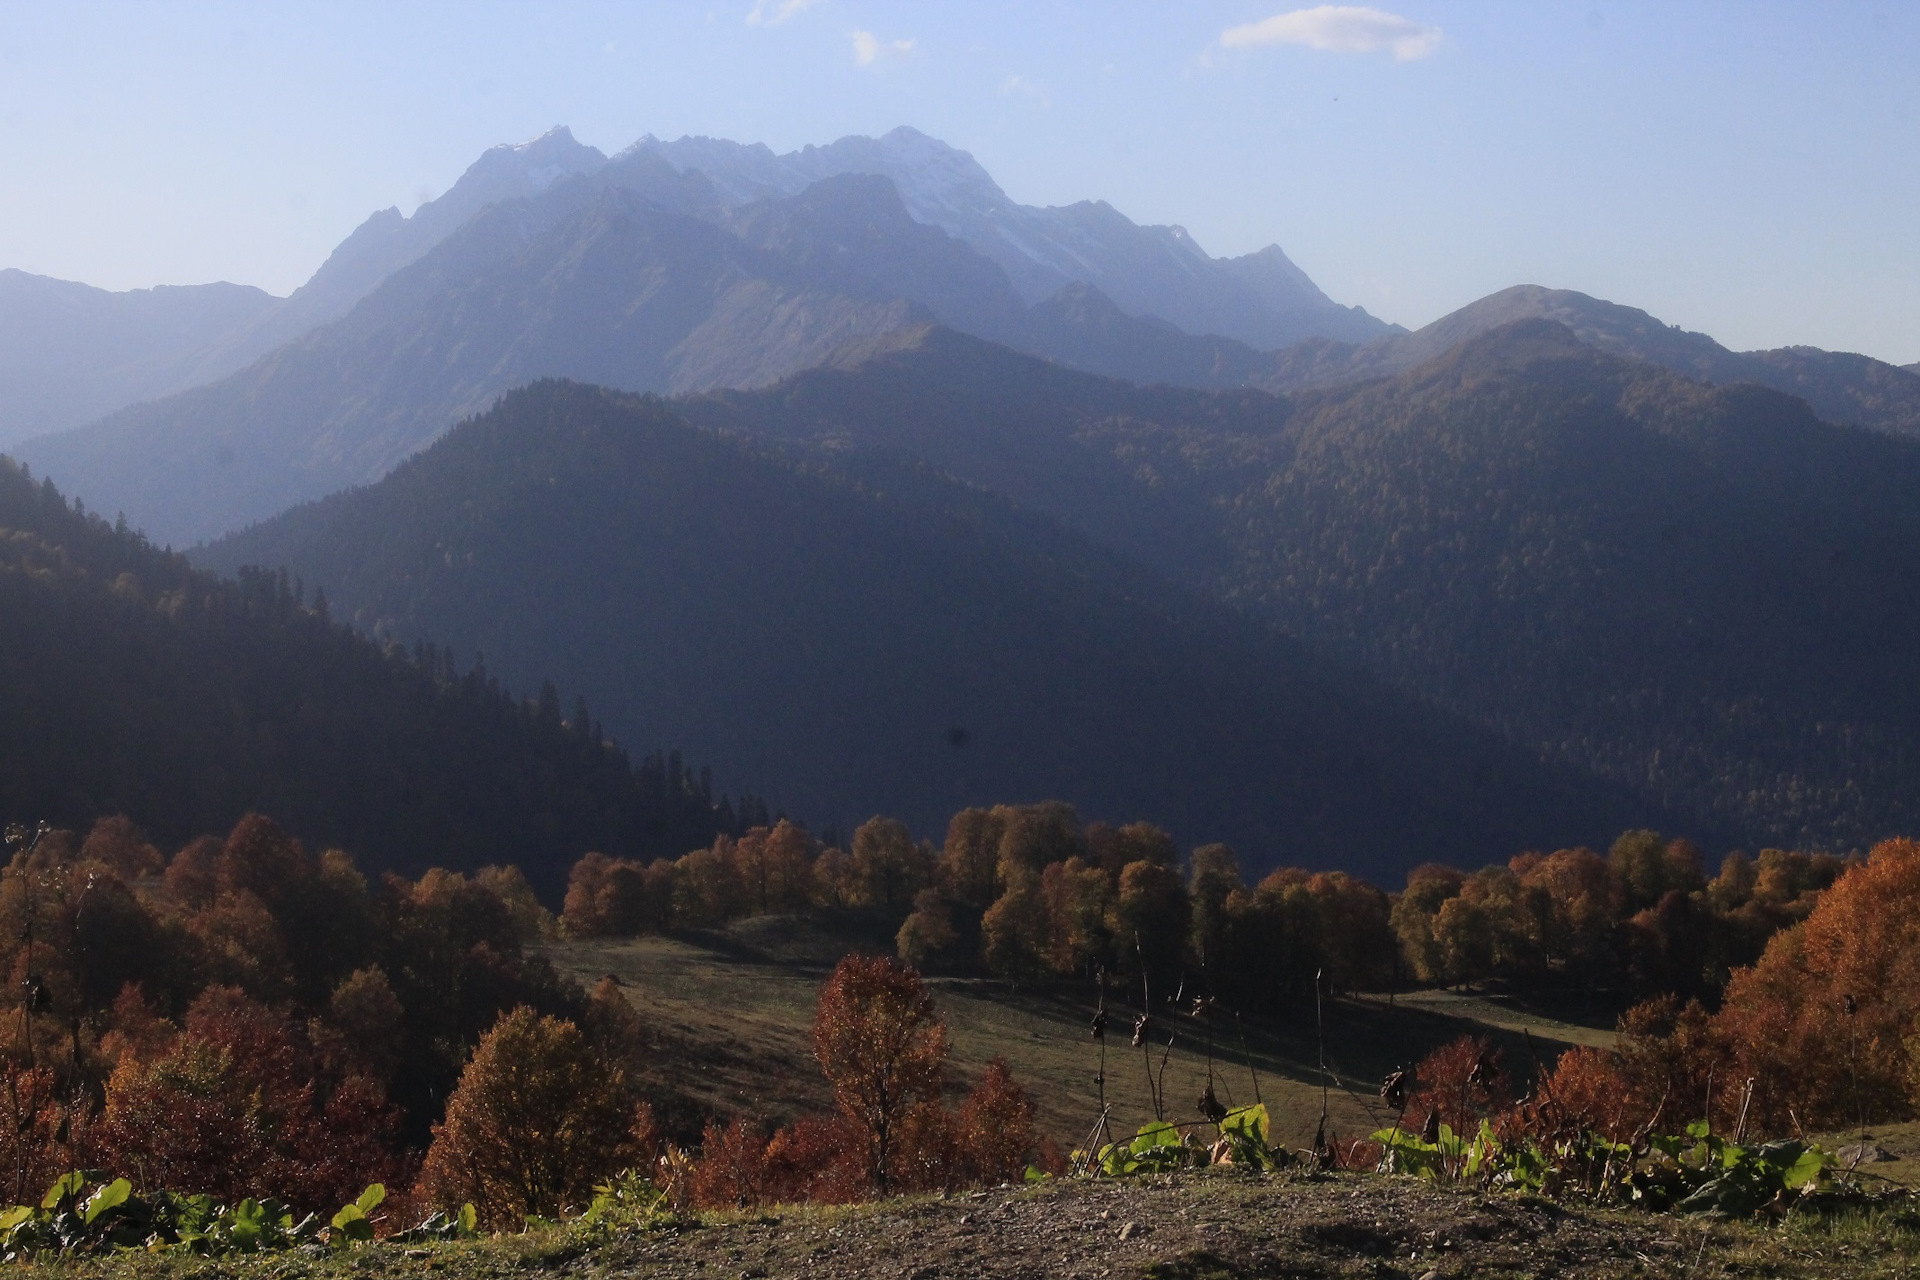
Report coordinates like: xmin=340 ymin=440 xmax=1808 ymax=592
xmin=680 ymin=322 xmax=1920 ymax=850
xmin=201 ymin=381 xmax=1661 ymax=881
xmin=0 ymin=458 xmax=730 ymax=894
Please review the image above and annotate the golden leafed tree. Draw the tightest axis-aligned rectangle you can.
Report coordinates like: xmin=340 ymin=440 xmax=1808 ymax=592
xmin=416 ymin=1006 xmax=636 ymax=1228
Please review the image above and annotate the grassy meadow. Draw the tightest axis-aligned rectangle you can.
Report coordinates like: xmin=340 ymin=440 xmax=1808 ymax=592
xmin=544 ymin=915 xmax=1625 ymax=1155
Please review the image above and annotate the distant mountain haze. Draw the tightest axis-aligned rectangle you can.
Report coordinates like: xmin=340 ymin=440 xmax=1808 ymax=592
xmin=197 ymin=380 xmax=1663 ymax=883
xmin=15 ymin=128 xmax=1917 ymax=550
xmin=0 ymin=270 xmax=279 ymax=446
xmin=627 ymin=126 xmax=1394 ymax=348
xmin=1 ymin=124 xmax=1377 ymax=463
xmin=1253 ymin=285 xmax=1920 ymax=439
xmin=13 ymin=170 xmax=1291 ymax=546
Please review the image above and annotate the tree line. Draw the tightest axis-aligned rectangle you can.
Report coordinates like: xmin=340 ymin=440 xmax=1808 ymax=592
xmin=563 ymin=801 xmax=1850 ymax=1011
xmin=0 ymin=803 xmax=1909 ymax=1229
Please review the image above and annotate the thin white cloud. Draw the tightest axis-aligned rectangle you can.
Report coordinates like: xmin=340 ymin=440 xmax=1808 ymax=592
xmin=746 ymin=0 xmax=820 ymax=25
xmin=999 ymin=74 xmax=1049 ymax=106
xmin=851 ymin=29 xmax=914 ymax=66
xmin=1221 ymin=6 xmax=1442 ymax=61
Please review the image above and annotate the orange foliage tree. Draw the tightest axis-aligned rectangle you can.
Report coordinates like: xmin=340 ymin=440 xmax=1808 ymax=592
xmin=1708 ymin=836 xmax=1920 ymax=1133
xmin=92 ymin=985 xmax=403 ymax=1210
xmin=812 ymin=956 xmax=947 ymax=1195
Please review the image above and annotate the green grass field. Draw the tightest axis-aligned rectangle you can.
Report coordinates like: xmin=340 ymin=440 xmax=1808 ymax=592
xmin=544 ymin=917 xmax=1621 ymax=1153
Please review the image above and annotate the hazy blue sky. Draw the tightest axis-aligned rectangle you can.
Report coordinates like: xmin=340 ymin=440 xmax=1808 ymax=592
xmin=2 ymin=2 xmax=1914 ymax=361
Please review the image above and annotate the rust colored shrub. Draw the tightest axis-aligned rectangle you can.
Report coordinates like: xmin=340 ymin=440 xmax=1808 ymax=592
xmin=0 ymin=1066 xmax=84 ymax=1205
xmin=761 ymin=1114 xmax=864 ymax=1204
xmin=1530 ymin=1045 xmax=1640 ymax=1142
xmin=92 ymin=985 xmax=402 ymax=1210
xmin=1614 ymin=994 xmax=1725 ymax=1132
xmin=955 ymin=1058 xmax=1034 ymax=1185
xmin=813 ymin=955 xmax=947 ymax=1195
xmin=1405 ymin=1035 xmax=1511 ymax=1136
xmin=890 ymin=1101 xmax=962 ymax=1193
xmin=690 ymin=1116 xmax=768 ymax=1209
xmin=97 ymin=983 xmax=176 ymax=1068
xmin=416 ymin=1006 xmax=635 ymax=1229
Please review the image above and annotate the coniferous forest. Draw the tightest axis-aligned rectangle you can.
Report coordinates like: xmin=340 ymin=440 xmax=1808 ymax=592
xmin=0 ymin=457 xmax=751 ymax=895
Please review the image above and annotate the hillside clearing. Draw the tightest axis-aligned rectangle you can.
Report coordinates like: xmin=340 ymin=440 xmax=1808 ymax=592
xmin=545 ymin=925 xmax=1618 ymax=1152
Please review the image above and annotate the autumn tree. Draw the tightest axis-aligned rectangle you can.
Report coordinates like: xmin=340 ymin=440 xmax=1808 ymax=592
xmin=1709 ymin=837 xmax=1920 ymax=1132
xmin=937 ymin=808 xmax=1008 ymax=909
xmin=417 ymin=1006 xmax=638 ymax=1228
xmin=847 ymin=817 xmax=930 ymax=912
xmin=1109 ymin=859 xmax=1189 ymax=981
xmin=1392 ymin=864 xmax=1464 ymax=984
xmin=955 ymin=1058 xmax=1035 ymax=1185
xmin=1038 ymin=857 xmax=1111 ymax=974
xmin=895 ymin=890 xmax=961 ymax=970
xmin=812 ymin=956 xmax=947 ymax=1195
xmin=93 ymin=985 xmax=402 ymax=1211
xmin=735 ymin=821 xmax=817 ymax=915
xmin=1187 ymin=843 xmax=1241 ymax=969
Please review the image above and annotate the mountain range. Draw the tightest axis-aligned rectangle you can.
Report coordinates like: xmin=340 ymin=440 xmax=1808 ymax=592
xmin=9 ymin=123 xmax=1920 ymax=878
xmin=195 ymin=378 xmax=1658 ymax=881
xmin=14 ymin=127 xmax=1918 ymax=552
xmin=197 ymin=317 xmax=1920 ymax=860
xmin=0 ymin=270 xmax=278 ymax=446
xmin=2 ymin=126 xmax=1365 ymax=452
xmin=11 ymin=130 xmax=1370 ymax=545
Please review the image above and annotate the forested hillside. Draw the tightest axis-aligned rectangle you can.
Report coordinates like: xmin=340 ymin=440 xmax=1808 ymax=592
xmin=0 ymin=457 xmax=736 ymax=893
xmin=200 ymin=380 xmax=1660 ymax=881
xmin=681 ymin=321 xmax=1920 ymax=851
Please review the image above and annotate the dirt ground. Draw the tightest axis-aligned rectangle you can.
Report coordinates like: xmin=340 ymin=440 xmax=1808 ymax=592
xmin=63 ymin=1168 xmax=1919 ymax=1280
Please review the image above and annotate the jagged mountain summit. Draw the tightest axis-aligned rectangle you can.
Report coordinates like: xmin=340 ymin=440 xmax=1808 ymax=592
xmin=626 ymin=126 xmax=1393 ymax=348
xmin=0 ymin=124 xmax=1382 ymax=454
xmin=11 ymin=167 xmax=1286 ymax=546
